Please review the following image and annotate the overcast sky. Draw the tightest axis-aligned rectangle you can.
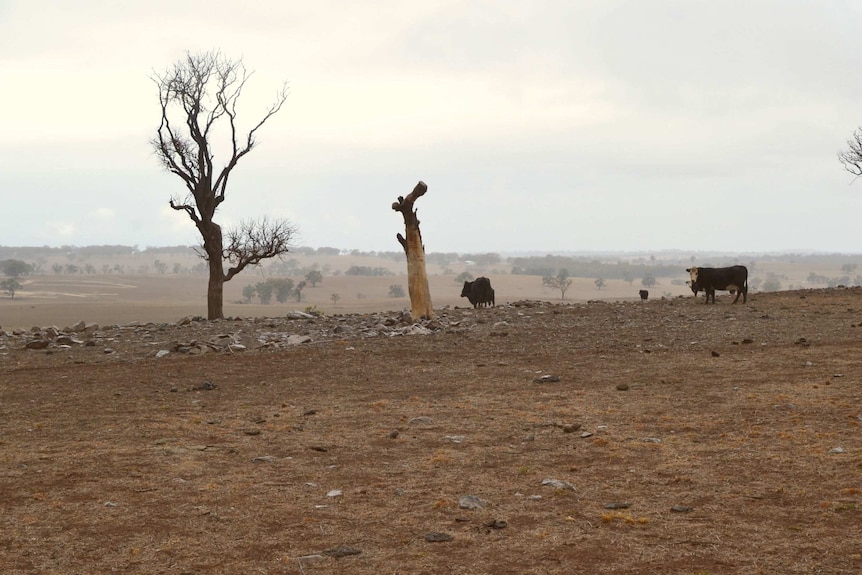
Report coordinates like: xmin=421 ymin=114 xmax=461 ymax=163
xmin=2 ymin=1 xmax=862 ymax=255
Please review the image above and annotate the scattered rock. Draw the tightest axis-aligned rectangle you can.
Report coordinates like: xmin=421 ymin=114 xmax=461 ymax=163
xmin=322 ymin=546 xmax=361 ymax=558
xmin=425 ymin=532 xmax=453 ymax=542
xmin=458 ymin=495 xmax=487 ymax=510
xmin=671 ymin=505 xmax=693 ymax=513
xmin=286 ymin=311 xmax=316 ymax=320
xmin=603 ymin=502 xmax=631 ymax=509
xmin=711 ymin=351 xmax=720 ymax=357
xmin=616 ymin=383 xmax=630 ymax=391
xmin=541 ymin=478 xmax=576 ymax=491
xmin=533 ymin=374 xmax=560 ymax=383
xmin=484 ymin=519 xmax=508 ymax=529
xmin=408 ymin=416 xmax=434 ymax=426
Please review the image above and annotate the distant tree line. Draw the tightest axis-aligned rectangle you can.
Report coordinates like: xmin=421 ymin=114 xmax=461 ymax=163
xmin=242 ymin=278 xmax=307 ymax=304
xmin=345 ymin=266 xmax=394 ymax=277
xmin=510 ymin=255 xmax=680 ymax=281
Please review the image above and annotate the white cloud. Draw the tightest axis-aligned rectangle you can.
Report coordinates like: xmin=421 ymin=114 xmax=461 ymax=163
xmin=92 ymin=208 xmax=115 ymax=221
xmin=45 ymin=222 xmax=77 ymax=240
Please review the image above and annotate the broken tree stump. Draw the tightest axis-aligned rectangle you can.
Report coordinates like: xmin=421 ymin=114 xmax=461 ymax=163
xmin=392 ymin=181 xmax=434 ymax=320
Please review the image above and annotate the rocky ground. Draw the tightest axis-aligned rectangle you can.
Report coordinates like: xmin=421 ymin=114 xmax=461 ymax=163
xmin=1 ymin=289 xmax=861 ymax=574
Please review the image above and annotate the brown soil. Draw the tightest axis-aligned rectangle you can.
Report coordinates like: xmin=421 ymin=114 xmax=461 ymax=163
xmin=2 ymin=288 xmax=861 ymax=574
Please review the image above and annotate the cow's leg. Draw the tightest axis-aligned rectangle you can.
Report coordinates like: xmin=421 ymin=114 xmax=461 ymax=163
xmin=728 ymin=284 xmax=741 ymax=304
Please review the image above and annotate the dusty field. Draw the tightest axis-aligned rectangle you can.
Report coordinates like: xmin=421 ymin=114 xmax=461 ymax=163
xmin=0 ymin=272 xmax=695 ymax=330
xmin=1 ymin=287 xmax=861 ymax=574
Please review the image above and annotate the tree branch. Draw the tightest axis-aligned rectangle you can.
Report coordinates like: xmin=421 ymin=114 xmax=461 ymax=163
xmin=222 ymin=217 xmax=296 ymax=282
xmin=391 ymin=181 xmax=427 ymax=228
xmin=839 ymin=127 xmax=862 ymax=177
xmin=169 ymin=198 xmax=200 ymax=224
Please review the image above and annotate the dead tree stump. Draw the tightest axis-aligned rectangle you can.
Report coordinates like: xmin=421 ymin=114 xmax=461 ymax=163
xmin=392 ymin=181 xmax=434 ymax=320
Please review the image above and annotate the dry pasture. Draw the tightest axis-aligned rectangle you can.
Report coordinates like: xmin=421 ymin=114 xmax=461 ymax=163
xmin=1 ymin=282 xmax=861 ymax=574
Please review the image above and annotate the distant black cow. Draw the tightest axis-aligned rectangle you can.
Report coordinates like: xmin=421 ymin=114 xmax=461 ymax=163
xmin=461 ymin=277 xmax=495 ymax=308
xmin=639 ymin=290 xmax=649 ymax=301
xmin=686 ymin=266 xmax=748 ymax=304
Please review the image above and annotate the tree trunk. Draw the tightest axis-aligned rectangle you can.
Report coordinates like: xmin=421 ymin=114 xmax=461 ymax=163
xmin=201 ymin=221 xmax=226 ymax=320
xmin=207 ymin=262 xmax=225 ymax=320
xmin=392 ymin=181 xmax=434 ymax=320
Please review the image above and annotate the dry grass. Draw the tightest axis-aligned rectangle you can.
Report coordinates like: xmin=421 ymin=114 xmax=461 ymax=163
xmin=1 ymin=283 xmax=861 ymax=574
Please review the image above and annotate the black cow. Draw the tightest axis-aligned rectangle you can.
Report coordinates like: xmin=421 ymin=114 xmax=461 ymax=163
xmin=639 ymin=290 xmax=649 ymax=301
xmin=461 ymin=277 xmax=495 ymax=308
xmin=686 ymin=266 xmax=748 ymax=304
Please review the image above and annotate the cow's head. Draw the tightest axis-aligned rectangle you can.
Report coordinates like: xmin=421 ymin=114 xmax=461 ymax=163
xmin=686 ymin=266 xmax=699 ymax=284
xmin=460 ymin=281 xmax=474 ymax=297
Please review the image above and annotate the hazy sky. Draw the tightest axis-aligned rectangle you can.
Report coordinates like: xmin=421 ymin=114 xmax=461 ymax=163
xmin=3 ymin=1 xmax=862 ymax=254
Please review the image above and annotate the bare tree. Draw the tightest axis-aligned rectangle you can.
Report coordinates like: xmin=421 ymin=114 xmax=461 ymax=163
xmin=151 ymin=51 xmax=295 ymax=319
xmin=543 ymin=271 xmax=573 ymax=300
xmin=839 ymin=128 xmax=862 ymax=178
xmin=392 ymin=181 xmax=434 ymax=319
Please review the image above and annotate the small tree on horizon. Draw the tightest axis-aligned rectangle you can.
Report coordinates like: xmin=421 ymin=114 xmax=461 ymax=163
xmin=544 ymin=269 xmax=573 ymax=300
xmin=242 ymin=284 xmax=256 ymax=303
xmin=762 ymin=275 xmax=782 ymax=292
xmin=455 ymin=271 xmax=474 ymax=283
xmin=272 ymin=278 xmax=295 ymax=303
xmin=294 ymin=280 xmax=306 ymax=302
xmin=255 ymin=280 xmax=274 ymax=304
xmin=151 ymin=50 xmax=295 ymax=320
xmin=305 ymin=269 xmax=323 ymax=287
xmin=1 ymin=259 xmax=32 ymax=280
xmin=1 ymin=278 xmax=21 ymax=299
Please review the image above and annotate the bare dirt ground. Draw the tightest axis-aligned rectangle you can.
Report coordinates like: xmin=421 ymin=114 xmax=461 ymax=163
xmin=2 ymin=287 xmax=861 ymax=574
